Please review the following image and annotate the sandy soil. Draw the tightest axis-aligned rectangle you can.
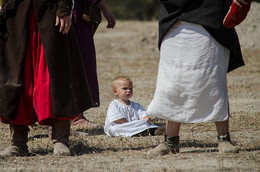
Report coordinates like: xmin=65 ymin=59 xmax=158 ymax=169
xmin=0 ymin=2 xmax=259 ymax=171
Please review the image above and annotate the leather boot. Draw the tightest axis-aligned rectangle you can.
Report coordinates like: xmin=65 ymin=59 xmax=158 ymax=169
xmin=52 ymin=120 xmax=71 ymax=156
xmin=147 ymin=136 xmax=180 ymax=157
xmin=166 ymin=136 xmax=180 ymax=153
xmin=218 ymin=133 xmax=239 ymax=153
xmin=0 ymin=123 xmax=29 ymax=157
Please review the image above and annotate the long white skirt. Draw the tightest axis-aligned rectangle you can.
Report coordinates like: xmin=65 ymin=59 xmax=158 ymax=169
xmin=147 ymin=21 xmax=230 ymax=123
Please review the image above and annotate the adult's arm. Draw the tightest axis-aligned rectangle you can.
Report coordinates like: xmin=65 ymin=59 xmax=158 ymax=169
xmin=97 ymin=0 xmax=116 ymax=28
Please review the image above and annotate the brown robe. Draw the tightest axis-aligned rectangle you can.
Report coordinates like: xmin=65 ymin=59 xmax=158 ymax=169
xmin=0 ymin=0 xmax=93 ymax=120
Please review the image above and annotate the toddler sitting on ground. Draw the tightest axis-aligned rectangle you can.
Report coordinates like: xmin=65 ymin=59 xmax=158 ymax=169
xmin=104 ymin=76 xmax=165 ymax=137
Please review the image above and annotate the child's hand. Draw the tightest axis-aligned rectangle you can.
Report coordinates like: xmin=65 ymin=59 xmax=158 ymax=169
xmin=143 ymin=116 xmax=152 ymax=124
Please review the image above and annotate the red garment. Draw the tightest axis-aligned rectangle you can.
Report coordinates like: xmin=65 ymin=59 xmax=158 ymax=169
xmin=0 ymin=7 xmax=77 ymax=126
xmin=223 ymin=0 xmax=252 ymax=28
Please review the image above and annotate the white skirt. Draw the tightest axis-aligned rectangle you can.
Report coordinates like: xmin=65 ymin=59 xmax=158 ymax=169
xmin=147 ymin=21 xmax=230 ymax=123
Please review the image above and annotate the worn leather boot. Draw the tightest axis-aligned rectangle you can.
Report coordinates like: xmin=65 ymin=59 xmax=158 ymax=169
xmin=166 ymin=136 xmax=180 ymax=153
xmin=52 ymin=120 xmax=71 ymax=156
xmin=147 ymin=136 xmax=180 ymax=157
xmin=0 ymin=123 xmax=29 ymax=157
xmin=218 ymin=133 xmax=239 ymax=153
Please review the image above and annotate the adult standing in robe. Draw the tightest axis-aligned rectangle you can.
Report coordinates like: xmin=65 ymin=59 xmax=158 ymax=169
xmin=147 ymin=0 xmax=245 ymax=156
xmin=70 ymin=0 xmax=115 ymax=130
xmin=0 ymin=0 xmax=93 ymax=157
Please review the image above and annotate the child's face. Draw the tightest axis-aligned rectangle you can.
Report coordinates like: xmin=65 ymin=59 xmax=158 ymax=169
xmin=113 ymin=79 xmax=133 ymax=101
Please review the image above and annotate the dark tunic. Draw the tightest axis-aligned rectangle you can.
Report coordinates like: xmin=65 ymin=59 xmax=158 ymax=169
xmin=158 ymin=0 xmax=244 ymax=72
xmin=72 ymin=0 xmax=101 ymax=107
xmin=0 ymin=0 xmax=93 ymax=120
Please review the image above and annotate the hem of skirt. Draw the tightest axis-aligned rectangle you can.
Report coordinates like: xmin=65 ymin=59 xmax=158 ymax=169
xmin=151 ymin=115 xmax=229 ymax=123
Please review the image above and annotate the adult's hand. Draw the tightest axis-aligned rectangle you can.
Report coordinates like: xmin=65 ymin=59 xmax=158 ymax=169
xmin=55 ymin=15 xmax=72 ymax=34
xmin=98 ymin=0 xmax=116 ymax=29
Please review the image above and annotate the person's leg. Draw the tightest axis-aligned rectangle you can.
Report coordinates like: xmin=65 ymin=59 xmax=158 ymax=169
xmin=165 ymin=121 xmax=181 ymax=153
xmin=215 ymin=120 xmax=229 ymax=136
xmin=27 ymin=7 xmax=71 ymax=156
xmin=166 ymin=120 xmax=181 ymax=137
xmin=147 ymin=120 xmax=181 ymax=157
xmin=0 ymin=123 xmax=29 ymax=157
xmin=52 ymin=119 xmax=71 ymax=156
xmin=71 ymin=9 xmax=101 ymax=131
xmin=215 ymin=119 xmax=239 ymax=153
xmin=0 ymin=7 xmax=37 ymax=157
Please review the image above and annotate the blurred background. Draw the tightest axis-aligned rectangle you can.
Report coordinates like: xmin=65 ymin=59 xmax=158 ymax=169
xmin=105 ymin=0 xmax=159 ymax=20
xmin=0 ymin=0 xmax=159 ymax=19
xmin=0 ymin=0 xmax=259 ymax=20
xmin=105 ymin=0 xmax=260 ymax=21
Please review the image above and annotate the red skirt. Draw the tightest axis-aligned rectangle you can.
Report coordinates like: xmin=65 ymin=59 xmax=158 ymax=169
xmin=1 ymin=7 xmax=77 ymax=126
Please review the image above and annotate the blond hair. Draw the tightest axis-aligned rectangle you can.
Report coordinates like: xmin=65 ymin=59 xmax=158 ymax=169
xmin=112 ymin=76 xmax=132 ymax=90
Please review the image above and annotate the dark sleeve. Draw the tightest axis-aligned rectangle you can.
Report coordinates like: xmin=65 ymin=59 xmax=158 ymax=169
xmin=74 ymin=0 xmax=102 ymax=5
xmin=84 ymin=0 xmax=102 ymax=4
xmin=56 ymin=0 xmax=74 ymax=18
xmin=0 ymin=0 xmax=16 ymax=19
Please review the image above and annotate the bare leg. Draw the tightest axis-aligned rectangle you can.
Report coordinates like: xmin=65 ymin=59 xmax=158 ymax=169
xmin=166 ymin=120 xmax=181 ymax=137
xmin=215 ymin=119 xmax=229 ymax=136
xmin=215 ymin=119 xmax=239 ymax=153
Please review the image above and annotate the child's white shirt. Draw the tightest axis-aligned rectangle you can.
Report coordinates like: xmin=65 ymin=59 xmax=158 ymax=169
xmin=104 ymin=99 xmax=158 ymax=137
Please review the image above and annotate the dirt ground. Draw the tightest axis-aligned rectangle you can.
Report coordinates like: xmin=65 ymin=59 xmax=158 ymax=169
xmin=0 ymin=2 xmax=260 ymax=172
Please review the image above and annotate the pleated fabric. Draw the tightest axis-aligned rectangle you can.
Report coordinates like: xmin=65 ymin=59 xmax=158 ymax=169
xmin=147 ymin=21 xmax=230 ymax=123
